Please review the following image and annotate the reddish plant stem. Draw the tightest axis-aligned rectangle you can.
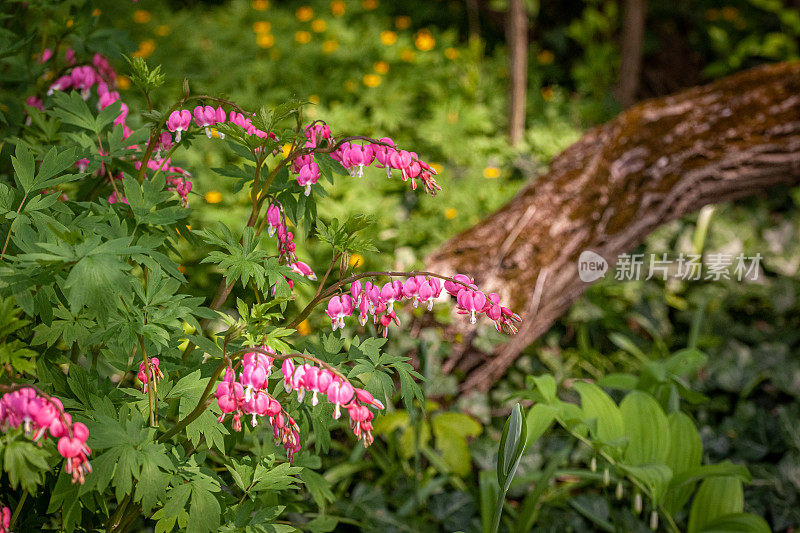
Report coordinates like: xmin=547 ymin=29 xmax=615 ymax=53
xmin=287 ymin=270 xmax=479 ymax=329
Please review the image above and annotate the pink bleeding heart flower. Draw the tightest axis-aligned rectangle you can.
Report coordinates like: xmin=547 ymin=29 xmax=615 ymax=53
xmin=457 ymin=289 xmax=486 ymax=324
xmin=167 ymin=109 xmax=192 ymax=142
xmin=266 ymin=204 xmax=281 ymax=236
xmin=354 ymin=388 xmax=385 ymax=409
xmin=57 ymin=436 xmax=83 ymax=458
xmin=444 ymin=274 xmax=474 ymax=296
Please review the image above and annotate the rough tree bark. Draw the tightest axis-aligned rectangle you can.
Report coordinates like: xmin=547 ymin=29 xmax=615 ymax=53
xmin=616 ymin=0 xmax=647 ymax=107
xmin=507 ymin=0 xmax=528 ymax=145
xmin=426 ymin=61 xmax=800 ymax=392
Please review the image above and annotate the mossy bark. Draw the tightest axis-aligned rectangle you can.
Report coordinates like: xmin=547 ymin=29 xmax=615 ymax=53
xmin=427 ymin=61 xmax=800 ymax=392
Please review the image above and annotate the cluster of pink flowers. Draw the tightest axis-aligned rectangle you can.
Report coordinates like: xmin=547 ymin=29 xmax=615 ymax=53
xmin=264 ymin=203 xmax=318 ymax=289
xmin=325 ymin=275 xmax=521 ymax=336
xmin=0 ymin=388 xmax=92 ymax=484
xmin=280 ymin=358 xmax=383 ymax=447
xmin=213 ymin=348 xmax=385 ymax=459
xmin=40 ymin=53 xmax=129 ymax=136
xmin=332 ymin=137 xmax=441 ymax=195
xmin=46 ymin=53 xmax=116 ymax=97
xmin=214 ymin=349 xmax=302 ymax=460
xmin=287 ymin=124 xmax=331 ymax=195
xmin=443 ymin=275 xmax=522 ymax=333
xmin=0 ymin=505 xmax=9 ymax=533
xmin=167 ymin=107 xmax=279 ymax=143
xmin=137 ymin=357 xmax=165 ymax=394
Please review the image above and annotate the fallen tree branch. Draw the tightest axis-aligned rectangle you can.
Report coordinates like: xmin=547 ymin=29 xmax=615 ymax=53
xmin=426 ymin=61 xmax=800 ymax=392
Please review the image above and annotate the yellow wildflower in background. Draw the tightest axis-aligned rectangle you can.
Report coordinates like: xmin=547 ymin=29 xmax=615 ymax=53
xmin=444 ymin=47 xmax=459 ymax=60
xmin=205 ymin=191 xmax=223 ymax=204
xmin=349 ymin=253 xmax=363 ymax=268
xmin=296 ymin=319 xmax=311 ymax=335
xmin=444 ymin=208 xmax=458 ymax=219
xmin=395 ymin=16 xmax=411 ymax=29
xmin=537 ymin=49 xmax=554 ymax=64
xmin=363 ymin=74 xmax=381 ymax=87
xmin=541 ymin=86 xmax=554 ymax=101
xmin=322 ymin=39 xmax=338 ymax=53
xmin=344 ymin=80 xmax=357 ymax=92
xmin=296 ymin=6 xmax=314 ymax=21
xmin=133 ymin=39 xmax=156 ymax=58
xmin=331 ymin=0 xmax=346 ymax=16
xmin=400 ymin=49 xmax=416 ymax=62
xmin=414 ymin=30 xmax=435 ymax=51
xmin=374 ymin=61 xmax=389 ymax=74
xmin=92 ymin=8 xmax=101 ymax=16
xmin=282 ymin=144 xmax=292 ymax=157
xmin=362 ymin=0 xmax=378 ymax=9
xmin=66 ymin=19 xmax=74 ymax=27
xmin=155 ymin=25 xmax=171 ymax=36
xmin=309 ymin=94 xmax=320 ymax=104
xmin=311 ymin=19 xmax=327 ymax=32
xmin=430 ymin=163 xmax=442 ymax=174
xmin=257 ymin=33 xmax=275 ymax=48
xmin=117 ymin=76 xmax=131 ymax=90
xmin=251 ymin=0 xmax=269 ymax=10
xmin=483 ymin=166 xmax=501 ymax=179
xmin=380 ymin=30 xmax=397 ymax=46
xmin=253 ymin=21 xmax=271 ymax=33
xmin=295 ymin=31 xmax=312 ymax=44
xmin=133 ymin=10 xmax=152 ymax=23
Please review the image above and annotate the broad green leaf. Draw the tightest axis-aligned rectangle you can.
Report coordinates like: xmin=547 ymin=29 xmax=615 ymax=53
xmin=620 ymin=390 xmax=670 ymax=465
xmin=662 ymin=412 xmax=703 ymax=514
xmin=670 ymin=462 xmax=751 ymax=492
xmin=688 ymin=477 xmax=744 ymax=533
xmin=524 ymin=403 xmax=556 ymax=449
xmin=574 ymin=381 xmax=625 ymax=445
xmin=431 ymin=412 xmax=482 ymax=476
xmin=699 ymin=513 xmax=771 ymax=533
xmin=531 ymin=374 xmax=557 ymax=403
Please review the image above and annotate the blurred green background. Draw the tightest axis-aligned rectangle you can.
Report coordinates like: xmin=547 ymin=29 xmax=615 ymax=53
xmin=11 ymin=0 xmax=800 ymax=529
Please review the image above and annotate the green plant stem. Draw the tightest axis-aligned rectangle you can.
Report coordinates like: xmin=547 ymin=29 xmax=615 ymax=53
xmin=490 ymin=489 xmax=506 ymax=533
xmin=105 ymin=494 xmax=131 ymax=532
xmin=157 ymin=360 xmax=223 ymax=443
xmin=10 ymin=490 xmax=27 ymax=528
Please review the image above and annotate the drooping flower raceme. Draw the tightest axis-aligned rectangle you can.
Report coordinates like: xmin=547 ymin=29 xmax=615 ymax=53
xmin=336 ymin=274 xmax=519 ymax=337
xmin=0 ymin=388 xmax=92 ymax=484
xmin=213 ymin=347 xmax=385 ymax=461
